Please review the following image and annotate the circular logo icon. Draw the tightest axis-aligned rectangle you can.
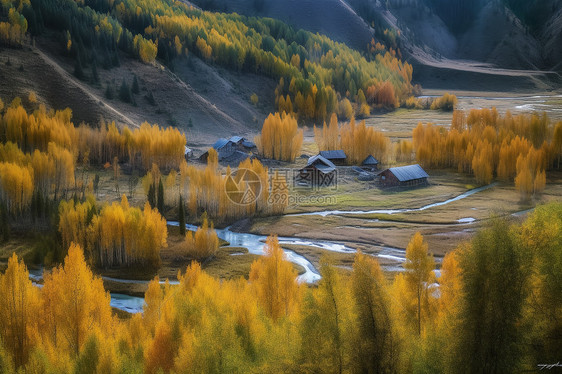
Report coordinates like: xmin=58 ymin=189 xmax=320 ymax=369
xmin=224 ymin=168 xmax=262 ymax=205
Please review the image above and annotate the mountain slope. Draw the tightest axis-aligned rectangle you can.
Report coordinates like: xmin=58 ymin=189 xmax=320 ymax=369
xmin=190 ymin=0 xmax=374 ymax=51
xmin=0 ymin=40 xmax=274 ymax=145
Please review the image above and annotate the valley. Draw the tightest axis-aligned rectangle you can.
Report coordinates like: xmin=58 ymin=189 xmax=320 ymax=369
xmin=0 ymin=0 xmax=561 ymax=371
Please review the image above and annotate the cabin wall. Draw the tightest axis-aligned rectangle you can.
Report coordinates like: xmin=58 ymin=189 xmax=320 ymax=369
xmin=297 ymin=166 xmax=336 ymax=186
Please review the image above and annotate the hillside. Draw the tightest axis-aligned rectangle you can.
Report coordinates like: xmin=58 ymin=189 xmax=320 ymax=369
xmin=375 ymin=0 xmax=562 ymax=72
xmin=190 ymin=0 xmax=374 ymax=52
xmin=0 ymin=0 xmax=414 ymax=144
xmin=0 ymin=40 xmax=274 ymax=146
xmin=191 ymin=0 xmax=561 ymax=90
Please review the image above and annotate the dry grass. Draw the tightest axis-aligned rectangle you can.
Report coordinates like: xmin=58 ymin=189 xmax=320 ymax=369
xmin=0 ymin=235 xmax=37 ymax=272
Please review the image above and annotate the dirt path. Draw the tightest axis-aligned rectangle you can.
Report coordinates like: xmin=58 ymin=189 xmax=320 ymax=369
xmin=164 ymin=68 xmax=246 ymax=131
xmin=34 ymin=48 xmax=139 ymax=128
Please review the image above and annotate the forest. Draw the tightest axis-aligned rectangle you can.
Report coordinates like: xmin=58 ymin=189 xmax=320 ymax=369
xmin=413 ymin=109 xmax=562 ymax=197
xmin=0 ymin=203 xmax=560 ymax=373
xmin=0 ymin=0 xmax=414 ymax=121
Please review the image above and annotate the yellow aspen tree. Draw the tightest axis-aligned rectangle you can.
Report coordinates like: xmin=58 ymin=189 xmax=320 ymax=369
xmin=0 ymin=254 xmax=39 ymax=368
xmin=181 ymin=214 xmax=219 ymax=259
xmin=255 ymin=113 xmax=303 ymax=162
xmin=515 ymin=154 xmax=533 ymax=198
xmin=472 ymin=140 xmax=493 ymax=185
xmin=41 ymin=243 xmax=112 ymax=356
xmin=351 ymin=251 xmax=398 ymax=373
xmin=0 ymin=162 xmax=34 ymax=214
xmin=403 ymin=232 xmax=437 ymax=335
xmin=249 ymin=235 xmax=299 ymax=321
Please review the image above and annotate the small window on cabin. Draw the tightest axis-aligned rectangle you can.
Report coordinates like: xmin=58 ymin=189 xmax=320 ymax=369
xmin=382 ymin=176 xmax=385 ymax=180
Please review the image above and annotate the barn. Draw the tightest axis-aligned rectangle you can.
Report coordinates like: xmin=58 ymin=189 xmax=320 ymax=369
xmin=379 ymin=164 xmax=429 ymax=187
xmin=319 ymin=150 xmax=347 ymax=165
xmin=229 ymin=136 xmax=256 ymax=151
xmin=199 ymin=138 xmax=237 ymax=162
xmin=361 ymin=155 xmax=379 ymax=172
xmin=297 ymin=155 xmax=337 ymax=187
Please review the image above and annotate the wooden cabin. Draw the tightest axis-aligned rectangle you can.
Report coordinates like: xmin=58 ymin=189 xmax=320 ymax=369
xmin=297 ymin=155 xmax=337 ymax=187
xmin=199 ymin=138 xmax=237 ymax=162
xmin=319 ymin=150 xmax=347 ymax=166
xmin=361 ymin=155 xmax=379 ymax=172
xmin=229 ymin=136 xmax=256 ymax=151
xmin=379 ymin=164 xmax=429 ymax=187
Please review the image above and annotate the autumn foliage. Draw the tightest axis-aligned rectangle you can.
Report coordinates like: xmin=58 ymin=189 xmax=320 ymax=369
xmin=184 ymin=155 xmax=288 ymax=222
xmin=255 ymin=112 xmax=303 ymax=162
xmin=180 ymin=214 xmax=219 ymax=259
xmin=0 ymin=244 xmax=114 ymax=370
xmin=59 ymin=195 xmax=167 ymax=268
xmin=1 ymin=204 xmax=562 ymax=372
xmin=249 ymin=236 xmax=299 ymax=321
xmin=413 ymin=108 xmax=556 ymax=196
xmin=0 ymin=98 xmax=187 ymax=221
xmin=314 ymin=115 xmax=391 ymax=164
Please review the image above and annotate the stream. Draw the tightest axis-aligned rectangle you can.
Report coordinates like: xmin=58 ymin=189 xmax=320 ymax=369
xmin=290 ymin=183 xmax=497 ymax=217
xmin=28 ymin=183 xmax=497 ymax=313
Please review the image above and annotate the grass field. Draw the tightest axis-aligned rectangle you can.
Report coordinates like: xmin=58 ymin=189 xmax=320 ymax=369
xmin=2 ymin=89 xmax=562 ymax=295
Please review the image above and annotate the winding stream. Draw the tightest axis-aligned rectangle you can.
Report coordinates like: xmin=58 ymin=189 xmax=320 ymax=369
xmin=290 ymin=183 xmax=497 ymax=217
xmin=28 ymin=184 xmax=496 ymax=313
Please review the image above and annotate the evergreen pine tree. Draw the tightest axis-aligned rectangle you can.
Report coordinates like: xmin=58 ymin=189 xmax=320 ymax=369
xmin=105 ymin=84 xmax=114 ymax=100
xmin=91 ymin=60 xmax=99 ymax=84
xmin=132 ymin=75 xmax=140 ymax=94
xmin=119 ymin=79 xmax=131 ymax=103
xmin=157 ymin=178 xmax=164 ymax=214
xmin=178 ymin=195 xmax=186 ymax=236
xmin=0 ymin=204 xmax=10 ymax=242
xmin=74 ymin=55 xmax=84 ymax=80
xmin=148 ymin=183 xmax=156 ymax=208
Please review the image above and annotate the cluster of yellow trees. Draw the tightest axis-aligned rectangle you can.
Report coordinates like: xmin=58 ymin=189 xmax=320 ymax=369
xmin=1 ymin=99 xmax=186 ymax=172
xmin=183 ymin=152 xmax=288 ymax=222
xmin=0 ymin=8 xmax=27 ymax=46
xmin=0 ymin=141 xmax=74 ymax=213
xmin=1 ymin=203 xmax=560 ymax=372
xmin=0 ymin=98 xmax=187 ymax=216
xmin=179 ymin=214 xmax=219 ymax=259
xmin=110 ymin=0 xmax=413 ymax=120
xmin=413 ymin=108 xmax=562 ymax=197
xmin=314 ymin=114 xmax=391 ymax=164
xmin=58 ymin=195 xmax=167 ymax=268
xmin=429 ymin=93 xmax=458 ymax=111
xmin=255 ymin=112 xmax=303 ymax=162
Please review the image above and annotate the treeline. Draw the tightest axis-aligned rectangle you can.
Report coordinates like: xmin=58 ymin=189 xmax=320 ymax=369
xmin=179 ymin=213 xmax=219 ymax=259
xmin=414 ymin=108 xmax=562 ymax=197
xmin=255 ymin=112 xmax=303 ymax=162
xmin=58 ymin=195 xmax=167 ymax=268
xmin=183 ymin=151 xmax=288 ymax=223
xmin=2 ymin=0 xmax=413 ymax=119
xmin=1 ymin=203 xmax=561 ymax=372
xmin=1 ymin=98 xmax=186 ymax=171
xmin=0 ymin=97 xmax=184 ymax=250
xmin=314 ymin=113 xmax=392 ymax=164
xmin=0 ymin=7 xmax=27 ymax=46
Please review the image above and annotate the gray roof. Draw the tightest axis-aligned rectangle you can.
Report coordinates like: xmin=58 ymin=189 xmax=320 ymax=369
xmin=242 ymin=140 xmax=256 ymax=148
xmin=222 ymin=150 xmax=251 ymax=166
xmin=229 ymin=136 xmax=245 ymax=144
xmin=213 ymin=138 xmax=231 ymax=150
xmin=319 ymin=150 xmax=347 ymax=160
xmin=306 ymin=155 xmax=336 ymax=174
xmin=362 ymin=155 xmax=379 ymax=165
xmin=388 ymin=164 xmax=429 ymax=182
